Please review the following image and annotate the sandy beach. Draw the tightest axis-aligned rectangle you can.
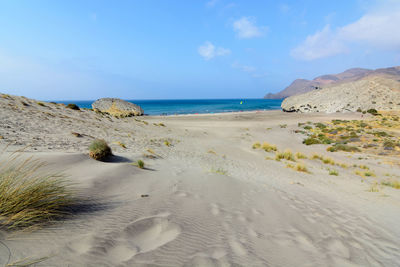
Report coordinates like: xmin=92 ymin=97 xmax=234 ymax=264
xmin=1 ymin=94 xmax=400 ymax=266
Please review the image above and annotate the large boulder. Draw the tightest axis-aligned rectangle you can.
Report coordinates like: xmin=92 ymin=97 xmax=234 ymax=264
xmin=92 ymin=98 xmax=143 ymax=117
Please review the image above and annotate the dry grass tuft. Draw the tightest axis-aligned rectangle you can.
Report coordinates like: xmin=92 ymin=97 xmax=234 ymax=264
xmin=261 ymin=142 xmax=277 ymax=152
xmin=295 ymin=164 xmax=309 ymax=173
xmin=275 ymin=150 xmax=295 ymax=162
xmin=252 ymin=142 xmax=261 ymax=149
xmin=328 ymin=169 xmax=339 ymax=176
xmin=0 ymin=152 xmax=75 ymax=229
xmin=295 ymin=152 xmax=307 ymax=159
xmin=322 ymin=157 xmax=335 ymax=165
xmin=381 ymin=180 xmax=400 ymax=189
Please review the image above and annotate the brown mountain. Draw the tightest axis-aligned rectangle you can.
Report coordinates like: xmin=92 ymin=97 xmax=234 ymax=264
xmin=264 ymin=67 xmax=379 ymax=99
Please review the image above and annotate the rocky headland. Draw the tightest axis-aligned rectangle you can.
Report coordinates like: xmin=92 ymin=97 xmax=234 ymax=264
xmin=281 ymin=67 xmax=400 ymax=113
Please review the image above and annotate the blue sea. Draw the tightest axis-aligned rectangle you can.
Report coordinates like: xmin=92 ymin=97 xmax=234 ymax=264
xmin=55 ymin=99 xmax=283 ymax=116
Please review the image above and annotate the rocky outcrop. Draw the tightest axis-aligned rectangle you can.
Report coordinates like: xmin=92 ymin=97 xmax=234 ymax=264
xmin=281 ymin=75 xmax=400 ymax=113
xmin=264 ymin=67 xmax=400 ymax=99
xmin=92 ymin=98 xmax=143 ymax=117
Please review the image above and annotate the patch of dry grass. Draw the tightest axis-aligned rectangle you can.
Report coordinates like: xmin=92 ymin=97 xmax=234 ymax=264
xmin=381 ymin=180 xmax=400 ymax=189
xmin=252 ymin=142 xmax=261 ymax=149
xmin=295 ymin=152 xmax=307 ymax=159
xmin=261 ymin=142 xmax=277 ymax=152
xmin=275 ymin=150 xmax=295 ymax=162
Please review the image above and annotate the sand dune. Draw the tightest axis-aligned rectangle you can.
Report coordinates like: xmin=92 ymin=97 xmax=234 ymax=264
xmin=0 ymin=95 xmax=400 ymax=266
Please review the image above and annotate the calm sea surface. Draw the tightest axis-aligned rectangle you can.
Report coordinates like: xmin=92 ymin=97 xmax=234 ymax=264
xmin=55 ymin=99 xmax=283 ymax=116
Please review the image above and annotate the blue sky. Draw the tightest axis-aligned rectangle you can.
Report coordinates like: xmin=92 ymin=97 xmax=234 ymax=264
xmin=0 ymin=0 xmax=399 ymax=100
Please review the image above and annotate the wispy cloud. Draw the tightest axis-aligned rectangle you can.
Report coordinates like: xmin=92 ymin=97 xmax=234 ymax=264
xmin=231 ymin=61 xmax=256 ymax=72
xmin=89 ymin=12 xmax=97 ymax=22
xmin=292 ymin=2 xmax=400 ymax=60
xmin=231 ymin=61 xmax=268 ymax=78
xmin=198 ymin=41 xmax=231 ymax=60
xmin=233 ymin=17 xmax=268 ymax=39
xmin=291 ymin=25 xmax=347 ymax=60
xmin=206 ymin=0 xmax=218 ymax=8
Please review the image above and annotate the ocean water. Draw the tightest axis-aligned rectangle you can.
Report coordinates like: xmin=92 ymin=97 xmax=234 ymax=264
xmin=56 ymin=99 xmax=283 ymax=116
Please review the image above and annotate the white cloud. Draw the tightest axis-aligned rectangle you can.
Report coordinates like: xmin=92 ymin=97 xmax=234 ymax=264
xmin=292 ymin=2 xmax=400 ymax=60
xmin=198 ymin=41 xmax=231 ymax=60
xmin=233 ymin=17 xmax=268 ymax=39
xmin=291 ymin=25 xmax=347 ymax=60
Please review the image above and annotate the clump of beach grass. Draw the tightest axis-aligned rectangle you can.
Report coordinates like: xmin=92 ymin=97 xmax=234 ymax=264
xmin=328 ymin=169 xmax=339 ymax=176
xmin=381 ymin=180 xmax=400 ymax=189
xmin=89 ymin=139 xmax=112 ymax=161
xmin=295 ymin=152 xmax=307 ymax=159
xmin=211 ymin=168 xmax=227 ymax=175
xmin=134 ymin=160 xmax=145 ymax=169
xmin=275 ymin=150 xmax=295 ymax=162
xmin=164 ymin=140 xmax=171 ymax=146
xmin=322 ymin=157 xmax=335 ymax=165
xmin=0 ymin=152 xmax=75 ymax=229
xmin=295 ymin=164 xmax=309 ymax=173
xmin=261 ymin=142 xmax=277 ymax=152
xmin=252 ymin=142 xmax=261 ymax=149
xmin=311 ymin=154 xmax=323 ymax=160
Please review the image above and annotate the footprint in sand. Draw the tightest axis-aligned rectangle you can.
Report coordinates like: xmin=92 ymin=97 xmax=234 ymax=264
xmin=229 ymin=238 xmax=247 ymax=256
xmin=98 ymin=214 xmax=181 ymax=263
xmin=210 ymin=203 xmax=220 ymax=216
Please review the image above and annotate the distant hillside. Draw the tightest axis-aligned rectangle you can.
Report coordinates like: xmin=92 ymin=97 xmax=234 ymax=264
xmin=281 ymin=70 xmax=400 ymax=113
xmin=264 ymin=67 xmax=400 ymax=99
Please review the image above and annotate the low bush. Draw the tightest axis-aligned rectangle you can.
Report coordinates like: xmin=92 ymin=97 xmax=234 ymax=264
xmin=367 ymin=109 xmax=379 ymax=116
xmin=303 ymin=137 xmax=321 ymax=145
xmin=327 ymin=144 xmax=360 ymax=152
xmin=89 ymin=139 xmax=112 ymax=161
xmin=66 ymin=103 xmax=80 ymax=110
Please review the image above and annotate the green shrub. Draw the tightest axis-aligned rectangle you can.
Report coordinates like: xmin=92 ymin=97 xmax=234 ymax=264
xmin=315 ymin=122 xmax=326 ymax=129
xmin=329 ymin=169 xmax=339 ymax=176
xmin=137 ymin=160 xmax=145 ymax=169
xmin=303 ymin=137 xmax=321 ymax=145
xmin=66 ymin=103 xmax=80 ymax=110
xmin=367 ymin=109 xmax=379 ymax=116
xmin=89 ymin=139 xmax=112 ymax=161
xmin=327 ymin=144 xmax=360 ymax=152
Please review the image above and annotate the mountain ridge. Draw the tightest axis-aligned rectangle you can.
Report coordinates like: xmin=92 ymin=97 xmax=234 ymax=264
xmin=265 ymin=67 xmax=400 ymax=99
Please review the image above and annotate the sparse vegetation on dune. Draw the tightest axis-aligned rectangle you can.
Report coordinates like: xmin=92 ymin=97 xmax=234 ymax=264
xmin=381 ymin=180 xmax=400 ymax=189
xmin=0 ymin=152 xmax=75 ymax=229
xmin=131 ymin=160 xmax=145 ymax=169
xmin=328 ymin=169 xmax=339 ymax=176
xmin=252 ymin=142 xmax=261 ymax=149
xmin=275 ymin=150 xmax=295 ymax=162
xmin=261 ymin=142 xmax=277 ymax=152
xmin=295 ymin=152 xmax=307 ymax=159
xmin=296 ymin=115 xmax=400 ymax=156
xmin=89 ymin=139 xmax=112 ymax=161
